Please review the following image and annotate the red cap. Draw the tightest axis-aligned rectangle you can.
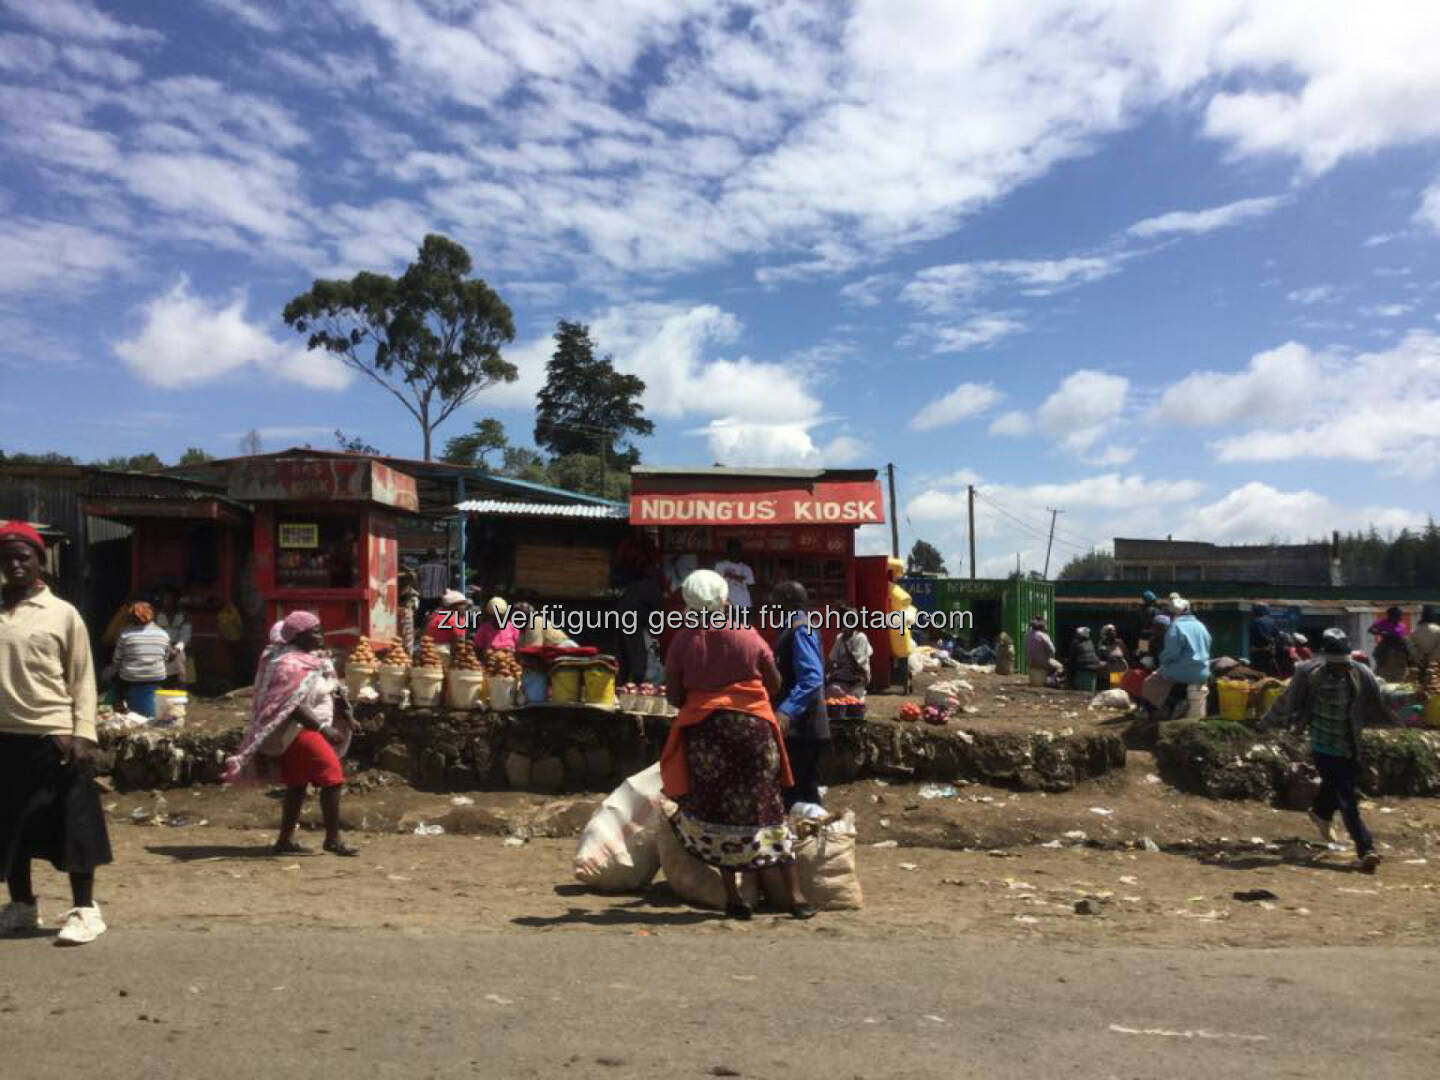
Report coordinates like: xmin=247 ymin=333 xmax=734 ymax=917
xmin=0 ymin=521 xmax=46 ymax=554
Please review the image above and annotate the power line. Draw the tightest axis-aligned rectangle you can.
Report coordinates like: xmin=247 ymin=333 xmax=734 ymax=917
xmin=973 ymin=492 xmax=1092 ymax=553
xmin=974 ymin=489 xmax=1107 ymax=551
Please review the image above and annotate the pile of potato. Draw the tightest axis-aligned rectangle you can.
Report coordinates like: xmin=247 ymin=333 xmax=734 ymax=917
xmin=451 ymin=640 xmax=483 ymax=671
xmin=416 ymin=635 xmax=444 ymax=670
xmin=484 ymin=647 xmax=522 ymax=679
xmin=381 ymin=636 xmax=411 ymax=667
xmin=349 ymin=638 xmax=378 ymax=666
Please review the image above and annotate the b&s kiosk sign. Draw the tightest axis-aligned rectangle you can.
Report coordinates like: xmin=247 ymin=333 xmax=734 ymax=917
xmin=629 ymin=480 xmax=884 ymax=526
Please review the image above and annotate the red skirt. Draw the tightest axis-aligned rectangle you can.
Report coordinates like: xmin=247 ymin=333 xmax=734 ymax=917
xmin=280 ymin=729 xmax=344 ymax=789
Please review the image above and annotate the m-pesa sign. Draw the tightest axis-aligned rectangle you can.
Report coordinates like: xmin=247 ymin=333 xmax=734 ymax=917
xmin=629 ymin=481 xmax=885 ymax=526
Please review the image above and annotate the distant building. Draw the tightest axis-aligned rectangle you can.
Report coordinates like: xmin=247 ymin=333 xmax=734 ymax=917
xmin=1112 ymin=536 xmax=1340 ymax=587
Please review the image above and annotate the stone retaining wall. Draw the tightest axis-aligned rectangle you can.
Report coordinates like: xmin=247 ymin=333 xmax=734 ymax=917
xmin=94 ymin=705 xmax=1130 ymax=794
xmin=1154 ymin=720 xmax=1440 ymax=804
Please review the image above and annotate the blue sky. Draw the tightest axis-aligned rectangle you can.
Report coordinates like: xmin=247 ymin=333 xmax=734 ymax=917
xmin=2 ymin=0 xmax=1439 ymax=574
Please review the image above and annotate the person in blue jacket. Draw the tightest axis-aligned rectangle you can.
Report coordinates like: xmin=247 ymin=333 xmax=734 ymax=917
xmin=1143 ymin=596 xmax=1212 ymax=719
xmin=770 ymin=581 xmax=829 ymax=810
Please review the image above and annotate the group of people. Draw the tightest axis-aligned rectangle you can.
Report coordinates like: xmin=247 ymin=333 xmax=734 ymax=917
xmin=100 ymin=589 xmax=193 ymax=718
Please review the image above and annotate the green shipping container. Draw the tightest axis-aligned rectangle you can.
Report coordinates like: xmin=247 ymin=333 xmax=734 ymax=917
xmin=928 ymin=577 xmax=1056 ymax=673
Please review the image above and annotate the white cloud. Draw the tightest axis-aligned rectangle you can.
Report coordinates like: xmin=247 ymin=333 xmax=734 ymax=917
xmin=1207 ymin=330 xmax=1440 ymax=472
xmin=1125 ymin=195 xmax=1286 ymax=238
xmin=114 ymin=278 xmax=351 ymax=391
xmin=1 ymin=0 xmax=162 ymax=43
xmin=1362 ymin=303 xmax=1413 ymax=318
xmin=1092 ymin=446 xmax=1137 ymax=466
xmin=902 ymin=257 xmax=1119 ymax=312
xmin=699 ymin=419 xmax=863 ymax=469
xmin=1287 ymin=285 xmax=1342 ymax=305
xmin=1158 ymin=341 xmax=1320 ymax=427
xmin=202 ymin=0 xmax=284 ymax=33
xmin=1036 ymin=370 xmax=1129 ymax=452
xmin=906 ymin=315 xmax=1025 ymax=355
xmin=0 ymin=218 xmax=131 ymax=294
xmin=910 ymin=383 xmax=1002 ymax=431
xmin=988 ymin=410 xmax=1033 ymax=438
xmin=838 ymin=273 xmax=899 ymax=307
xmin=1419 ymin=180 xmax=1440 ymax=233
xmin=1177 ymin=483 xmax=1426 ymax=544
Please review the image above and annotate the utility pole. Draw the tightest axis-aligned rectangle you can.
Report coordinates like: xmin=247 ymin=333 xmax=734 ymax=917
xmin=1042 ymin=507 xmax=1063 ymax=579
xmin=887 ymin=463 xmax=900 ymax=558
xmin=968 ymin=485 xmax=977 ymax=580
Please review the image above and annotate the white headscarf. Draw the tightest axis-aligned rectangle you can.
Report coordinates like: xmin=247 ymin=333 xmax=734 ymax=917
xmin=1171 ymin=596 xmax=1191 ymax=614
xmin=682 ymin=568 xmax=729 ymax=614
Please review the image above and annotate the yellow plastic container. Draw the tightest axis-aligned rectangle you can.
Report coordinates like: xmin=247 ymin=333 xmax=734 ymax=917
xmin=583 ymin=666 xmax=617 ymax=706
xmin=1260 ymin=682 xmax=1287 ymax=716
xmin=1425 ymin=695 xmax=1440 ymax=729
xmin=1109 ymin=670 xmax=1124 ymax=687
xmin=550 ymin=667 xmax=582 ymax=704
xmin=1217 ymin=678 xmax=1252 ymax=722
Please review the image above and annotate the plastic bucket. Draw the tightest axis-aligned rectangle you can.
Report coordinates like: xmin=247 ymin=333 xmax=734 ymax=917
xmin=447 ymin=670 xmax=487 ymax=710
xmin=550 ymin=667 xmax=582 ymax=704
xmin=1425 ymin=695 xmax=1440 ymax=729
xmin=155 ymin=690 xmax=187 ymax=728
xmin=378 ymin=665 xmax=410 ymax=705
xmin=1217 ymin=679 xmax=1251 ymax=722
xmin=1260 ymin=682 xmax=1287 ymax=716
xmin=521 ymin=669 xmax=549 ymax=705
xmin=410 ymin=667 xmax=445 ymax=708
xmin=583 ymin=666 xmax=616 ymax=706
xmin=345 ymin=663 xmax=377 ymax=698
xmin=1109 ymin=670 xmax=1125 ymax=687
xmin=488 ymin=676 xmax=517 ymax=712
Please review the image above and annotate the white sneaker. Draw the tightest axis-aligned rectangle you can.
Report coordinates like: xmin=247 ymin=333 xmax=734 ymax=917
xmin=1307 ymin=810 xmax=1335 ymax=845
xmin=0 ymin=900 xmax=40 ymax=936
xmin=55 ymin=905 xmax=106 ymax=946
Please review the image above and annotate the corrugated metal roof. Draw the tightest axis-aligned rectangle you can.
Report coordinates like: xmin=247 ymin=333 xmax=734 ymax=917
xmin=455 ymin=499 xmax=628 ymax=519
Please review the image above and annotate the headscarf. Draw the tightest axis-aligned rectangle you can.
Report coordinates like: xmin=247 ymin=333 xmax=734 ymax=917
xmin=1099 ymin=624 xmax=1117 ymax=640
xmin=280 ymin=610 xmax=321 ymax=643
xmin=1171 ymin=596 xmax=1191 ymax=615
xmin=682 ymin=568 xmax=729 ymax=614
xmin=487 ymin=596 xmax=509 ymax=621
xmin=441 ymin=589 xmax=468 ymax=607
xmin=129 ymin=602 xmax=155 ymax=625
xmin=0 ymin=520 xmax=45 ymax=555
xmin=1075 ymin=626 xmax=1091 ymax=640
xmin=1141 ymin=590 xmax=1156 ymax=605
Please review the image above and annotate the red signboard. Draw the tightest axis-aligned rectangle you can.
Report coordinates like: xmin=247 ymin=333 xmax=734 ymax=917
xmin=630 ymin=481 xmax=884 ymax=526
xmin=228 ymin=458 xmax=419 ymax=512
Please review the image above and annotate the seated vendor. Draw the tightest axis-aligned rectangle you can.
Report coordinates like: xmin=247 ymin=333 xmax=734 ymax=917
xmin=824 ymin=608 xmax=872 ymax=699
xmin=423 ymin=589 xmax=471 ymax=652
xmin=513 ymin=601 xmax=576 ymax=649
xmin=472 ymin=596 xmax=520 ymax=652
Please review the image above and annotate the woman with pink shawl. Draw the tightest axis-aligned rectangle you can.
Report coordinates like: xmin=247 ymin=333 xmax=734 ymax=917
xmin=224 ymin=612 xmax=358 ymax=856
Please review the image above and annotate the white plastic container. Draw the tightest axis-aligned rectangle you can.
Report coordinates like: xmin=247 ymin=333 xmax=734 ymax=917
xmin=344 ymin=663 xmax=377 ymax=698
xmin=488 ymin=675 xmax=518 ymax=712
xmin=447 ymin=669 xmax=487 ymax=710
xmin=377 ymin=664 xmax=410 ymax=705
xmin=154 ymin=690 xmax=187 ymax=728
xmin=410 ymin=667 xmax=445 ymax=708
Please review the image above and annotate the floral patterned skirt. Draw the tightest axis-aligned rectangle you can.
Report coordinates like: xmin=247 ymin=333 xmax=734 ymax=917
xmin=673 ymin=709 xmax=794 ymax=870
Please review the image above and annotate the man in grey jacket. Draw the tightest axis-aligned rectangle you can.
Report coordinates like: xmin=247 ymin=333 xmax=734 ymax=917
xmin=1265 ymin=629 xmax=1394 ymax=873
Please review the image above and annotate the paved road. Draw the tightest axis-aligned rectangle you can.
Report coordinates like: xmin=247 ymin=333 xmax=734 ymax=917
xmin=4 ymin=928 xmax=1436 ymax=1079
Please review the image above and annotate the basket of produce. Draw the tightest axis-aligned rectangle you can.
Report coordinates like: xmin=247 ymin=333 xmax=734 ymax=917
xmin=484 ymin=648 xmax=523 ymax=711
xmin=410 ymin=636 xmax=446 ymax=707
xmin=446 ymin=641 xmax=487 ymax=710
xmin=377 ymin=636 xmax=411 ymax=704
xmin=344 ymin=637 xmax=379 ymax=697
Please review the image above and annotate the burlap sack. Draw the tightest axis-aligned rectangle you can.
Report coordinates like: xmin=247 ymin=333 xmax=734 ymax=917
xmin=655 ymin=804 xmax=762 ymax=910
xmin=790 ymin=813 xmax=864 ymax=911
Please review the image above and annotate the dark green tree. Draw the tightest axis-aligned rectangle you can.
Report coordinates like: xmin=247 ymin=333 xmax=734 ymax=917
xmin=335 ymin=429 xmax=380 ymax=455
xmin=442 ymin=418 xmax=508 ymax=471
xmin=498 ymin=447 xmax=548 ymax=485
xmin=177 ymin=447 xmax=213 ymax=465
xmin=283 ymin=234 xmax=517 ymax=460
xmin=545 ymin=453 xmax=630 ymax=501
xmin=907 ymin=539 xmax=947 ymax=574
xmin=1058 ymin=550 xmax=1118 ymax=581
xmin=0 ymin=450 xmax=77 ymax=465
xmin=534 ymin=321 xmax=652 ymax=468
xmin=96 ymin=452 xmax=165 ymax=471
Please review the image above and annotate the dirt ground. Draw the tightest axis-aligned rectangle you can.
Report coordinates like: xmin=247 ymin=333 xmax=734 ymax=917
xmin=86 ymin=669 xmax=1437 ymax=952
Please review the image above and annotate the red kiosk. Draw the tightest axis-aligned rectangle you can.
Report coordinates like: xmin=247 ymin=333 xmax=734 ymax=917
xmin=228 ymin=455 xmax=416 ymax=648
xmin=627 ymin=467 xmax=891 ymax=673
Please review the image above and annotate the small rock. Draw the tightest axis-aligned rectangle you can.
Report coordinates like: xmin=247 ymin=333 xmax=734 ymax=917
xmin=1233 ymin=889 xmax=1278 ymax=903
xmin=710 ymin=1067 xmax=741 ymax=1078
xmin=1141 ymin=836 xmax=1160 ymax=853
xmin=1073 ymin=898 xmax=1105 ymax=916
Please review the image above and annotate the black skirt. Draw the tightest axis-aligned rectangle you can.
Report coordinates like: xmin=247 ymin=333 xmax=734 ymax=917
xmin=0 ymin=731 xmax=113 ymax=877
